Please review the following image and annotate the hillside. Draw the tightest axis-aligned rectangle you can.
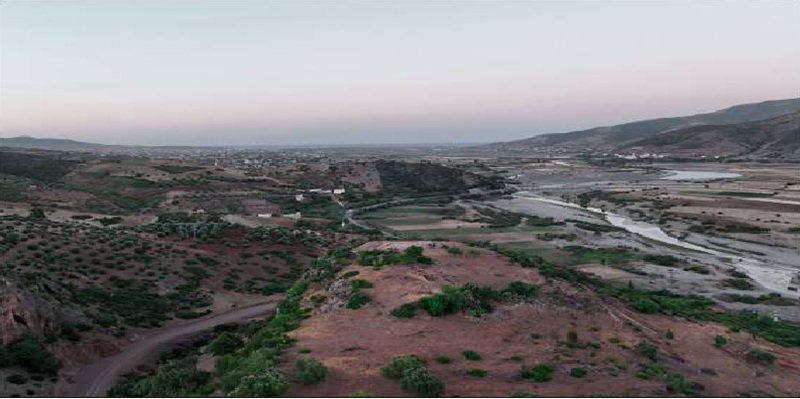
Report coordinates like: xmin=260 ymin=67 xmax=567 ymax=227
xmin=489 ymin=98 xmax=800 ymax=153
xmin=109 ymin=241 xmax=800 ymax=397
xmin=620 ymin=111 xmax=800 ymax=158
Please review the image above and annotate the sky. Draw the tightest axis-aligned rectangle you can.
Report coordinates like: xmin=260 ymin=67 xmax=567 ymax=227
xmin=1 ymin=0 xmax=799 ymax=146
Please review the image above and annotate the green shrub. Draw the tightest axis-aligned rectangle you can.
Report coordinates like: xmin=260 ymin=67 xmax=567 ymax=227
xmin=520 ymin=363 xmax=555 ymax=382
xmin=391 ymin=304 xmax=417 ymax=318
xmin=635 ymin=363 xmax=667 ymax=380
xmin=94 ymin=314 xmax=117 ymax=327
xmin=636 ymin=341 xmax=659 ymax=361
xmin=723 ymin=278 xmax=754 ymax=291
xmin=510 ymin=391 xmax=541 ymax=397
xmin=109 ymin=358 xmax=210 ymax=397
xmin=447 ymin=247 xmax=463 ymax=256
xmin=664 ymin=372 xmax=694 ymax=395
xmin=434 ymin=355 xmax=451 ymax=364
xmin=342 ymin=270 xmax=360 ymax=279
xmin=713 ymin=335 xmax=727 ymax=348
xmin=399 ymin=366 xmax=445 ymax=397
xmin=298 ymin=347 xmax=312 ymax=354
xmin=466 ymin=368 xmax=487 ymax=377
xmin=6 ymin=374 xmax=27 ymax=384
xmin=351 ymin=279 xmax=374 ymax=290
xmin=632 ymin=298 xmax=660 ymax=314
xmin=461 ymin=350 xmax=481 ymax=361
xmin=643 ymin=254 xmax=680 ymax=267
xmin=347 ymin=390 xmax=374 ymax=397
xmin=7 ymin=335 xmax=62 ymax=375
xmin=346 ymin=292 xmax=372 ymax=309
xmin=746 ymin=349 xmax=775 ymax=365
xmin=206 ymin=332 xmax=243 ymax=356
xmin=419 ymin=284 xmax=495 ymax=317
xmin=503 ymin=281 xmax=539 ymax=298
xmin=294 ymin=358 xmax=329 ymax=385
xmin=569 ymin=367 xmax=588 ymax=378
xmin=382 ymin=355 xmax=425 ymax=379
xmin=232 ymin=369 xmax=289 ymax=396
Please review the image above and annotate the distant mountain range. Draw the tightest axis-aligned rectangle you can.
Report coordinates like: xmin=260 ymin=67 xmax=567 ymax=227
xmin=0 ymin=136 xmax=111 ymax=152
xmin=0 ymin=136 xmax=225 ymax=153
xmin=489 ymin=98 xmax=800 ymax=156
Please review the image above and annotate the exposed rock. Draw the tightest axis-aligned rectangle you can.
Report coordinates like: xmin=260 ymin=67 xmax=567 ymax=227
xmin=0 ymin=277 xmax=80 ymax=344
xmin=320 ymin=278 xmax=353 ymax=312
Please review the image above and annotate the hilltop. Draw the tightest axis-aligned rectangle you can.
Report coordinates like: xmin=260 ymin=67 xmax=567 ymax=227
xmin=110 ymin=241 xmax=800 ymax=397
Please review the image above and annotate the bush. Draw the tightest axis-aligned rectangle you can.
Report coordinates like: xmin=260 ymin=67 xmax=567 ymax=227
xmin=382 ymin=355 xmax=425 ymax=379
xmin=391 ymin=304 xmax=417 ymax=318
xmin=664 ymin=372 xmax=694 ymax=395
xmin=233 ymin=369 xmax=289 ymax=396
xmin=207 ymin=332 xmax=243 ymax=356
xmin=6 ymin=374 xmax=27 ymax=384
xmin=94 ymin=314 xmax=117 ymax=327
xmin=346 ymin=292 xmax=372 ymax=309
xmin=342 ymin=270 xmax=360 ymax=279
xmin=723 ymin=278 xmax=754 ymax=291
xmin=461 ymin=350 xmax=481 ymax=361
xmin=419 ymin=284 xmax=495 ymax=317
xmin=347 ymin=390 xmax=374 ymax=397
xmin=520 ymin=363 xmax=555 ymax=382
xmin=7 ymin=335 xmax=62 ymax=375
xmin=110 ymin=358 xmax=210 ymax=397
xmin=632 ymin=298 xmax=660 ymax=314
xmin=447 ymin=247 xmax=463 ymax=256
xmin=746 ymin=349 xmax=775 ymax=365
xmin=635 ymin=363 xmax=667 ymax=380
xmin=510 ymin=391 xmax=541 ymax=397
xmin=636 ymin=341 xmax=659 ymax=362
xmin=294 ymin=358 xmax=329 ymax=385
xmin=713 ymin=335 xmax=727 ymax=348
xmin=434 ymin=355 xmax=451 ymax=364
xmin=466 ymin=368 xmax=487 ymax=377
xmin=569 ymin=367 xmax=588 ymax=378
xmin=502 ymin=281 xmax=539 ymax=298
xmin=643 ymin=254 xmax=680 ymax=267
xmin=399 ymin=366 xmax=445 ymax=397
xmin=351 ymin=279 xmax=374 ymax=290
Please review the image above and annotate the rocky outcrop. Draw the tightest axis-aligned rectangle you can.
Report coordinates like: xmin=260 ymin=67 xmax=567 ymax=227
xmin=0 ymin=277 xmax=81 ymax=344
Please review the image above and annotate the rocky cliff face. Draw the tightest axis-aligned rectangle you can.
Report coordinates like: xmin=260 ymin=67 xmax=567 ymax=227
xmin=0 ymin=278 xmax=81 ymax=344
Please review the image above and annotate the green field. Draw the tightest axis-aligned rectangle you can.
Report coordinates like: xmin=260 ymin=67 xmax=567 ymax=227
xmin=395 ymin=225 xmax=549 ymax=240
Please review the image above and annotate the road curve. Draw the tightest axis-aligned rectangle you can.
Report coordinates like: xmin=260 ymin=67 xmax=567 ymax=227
xmin=67 ymin=301 xmax=279 ymax=397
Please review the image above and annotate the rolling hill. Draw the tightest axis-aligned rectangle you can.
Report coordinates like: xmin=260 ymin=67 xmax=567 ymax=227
xmin=620 ymin=110 xmax=800 ymax=158
xmin=489 ymin=98 xmax=800 ymax=153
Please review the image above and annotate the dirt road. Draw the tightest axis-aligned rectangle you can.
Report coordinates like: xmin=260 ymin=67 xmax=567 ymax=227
xmin=65 ymin=301 xmax=279 ymax=397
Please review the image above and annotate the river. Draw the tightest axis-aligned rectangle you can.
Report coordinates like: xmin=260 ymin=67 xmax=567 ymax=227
xmin=660 ymin=170 xmax=742 ymax=180
xmin=514 ymin=191 xmax=799 ymax=297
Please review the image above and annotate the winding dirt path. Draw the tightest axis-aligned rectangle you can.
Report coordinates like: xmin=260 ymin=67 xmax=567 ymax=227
xmin=64 ymin=301 xmax=279 ymax=397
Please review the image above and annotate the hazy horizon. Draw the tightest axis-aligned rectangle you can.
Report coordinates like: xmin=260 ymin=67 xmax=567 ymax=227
xmin=2 ymin=0 xmax=799 ymax=146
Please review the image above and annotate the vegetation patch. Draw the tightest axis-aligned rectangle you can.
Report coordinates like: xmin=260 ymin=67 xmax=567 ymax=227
xmin=357 ymin=246 xmax=433 ymax=267
xmin=520 ymin=363 xmax=555 ymax=383
xmin=293 ymin=358 xmax=329 ymax=385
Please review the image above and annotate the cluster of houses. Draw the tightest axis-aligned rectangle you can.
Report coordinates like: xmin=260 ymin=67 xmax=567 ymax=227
xmin=256 ymin=187 xmax=347 ymax=219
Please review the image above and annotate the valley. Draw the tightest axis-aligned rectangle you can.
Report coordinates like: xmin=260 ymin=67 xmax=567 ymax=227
xmin=1 ymin=141 xmax=798 ymax=397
